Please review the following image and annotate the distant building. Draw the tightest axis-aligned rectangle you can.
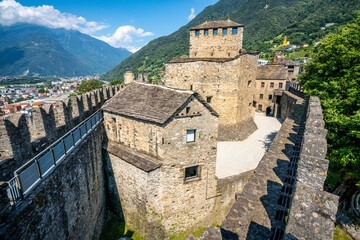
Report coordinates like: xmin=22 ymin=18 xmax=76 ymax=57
xmin=258 ymin=59 xmax=269 ymax=66
xmin=255 ymin=64 xmax=288 ymax=115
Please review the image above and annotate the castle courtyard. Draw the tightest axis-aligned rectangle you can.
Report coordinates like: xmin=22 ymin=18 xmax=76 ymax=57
xmin=216 ymin=112 xmax=283 ymax=179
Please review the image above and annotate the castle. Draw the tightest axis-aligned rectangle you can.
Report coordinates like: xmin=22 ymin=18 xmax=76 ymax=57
xmin=0 ymin=20 xmax=339 ymax=240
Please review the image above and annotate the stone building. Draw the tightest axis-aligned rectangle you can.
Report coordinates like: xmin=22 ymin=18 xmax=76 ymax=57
xmin=254 ymin=64 xmax=288 ymax=115
xmin=189 ymin=19 xmax=244 ymax=58
xmin=272 ymin=57 xmax=300 ymax=81
xmin=165 ymin=20 xmax=258 ymax=141
xmin=102 ymin=82 xmax=219 ymax=238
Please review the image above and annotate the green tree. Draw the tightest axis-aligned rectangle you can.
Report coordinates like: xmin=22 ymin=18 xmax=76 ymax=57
xmin=76 ymin=79 xmax=104 ymax=94
xmin=110 ymin=79 xmax=124 ymax=86
xmin=300 ymin=12 xmax=360 ymax=188
xmin=38 ymin=88 xmax=45 ymax=93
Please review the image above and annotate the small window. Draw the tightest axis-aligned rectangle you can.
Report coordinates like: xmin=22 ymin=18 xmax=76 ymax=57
xmin=261 ymin=82 xmax=265 ymax=88
xmin=186 ymin=107 xmax=191 ymax=114
xmin=232 ymin=27 xmax=238 ymax=34
xmin=270 ymin=82 xmax=274 ymax=88
xmin=223 ymin=28 xmax=227 ymax=35
xmin=258 ymin=104 xmax=263 ymax=111
xmin=213 ymin=29 xmax=218 ymax=35
xmin=269 ymin=95 xmax=273 ymax=100
xmin=186 ymin=130 xmax=196 ymax=142
xmin=204 ymin=29 xmax=209 ymax=36
xmin=185 ymin=166 xmax=199 ymax=180
xmin=206 ymin=96 xmax=212 ymax=103
xmin=189 ymin=85 xmax=193 ymax=90
xmin=248 ymin=81 xmax=252 ymax=87
xmin=279 ymin=83 xmax=283 ymax=89
xmin=260 ymin=94 xmax=263 ymax=99
xmin=195 ymin=30 xmax=200 ymax=36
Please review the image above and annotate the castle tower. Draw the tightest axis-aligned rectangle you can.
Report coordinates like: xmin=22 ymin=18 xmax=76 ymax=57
xmin=189 ymin=19 xmax=244 ymax=58
xmin=124 ymin=71 xmax=135 ymax=84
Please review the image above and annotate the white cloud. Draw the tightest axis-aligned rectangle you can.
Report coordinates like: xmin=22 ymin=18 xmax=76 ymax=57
xmin=187 ymin=8 xmax=196 ymax=21
xmin=0 ymin=0 xmax=108 ymax=34
xmin=95 ymin=25 xmax=153 ymax=52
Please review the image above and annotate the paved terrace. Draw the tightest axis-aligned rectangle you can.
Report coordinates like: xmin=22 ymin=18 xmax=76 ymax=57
xmin=216 ymin=113 xmax=283 ymax=179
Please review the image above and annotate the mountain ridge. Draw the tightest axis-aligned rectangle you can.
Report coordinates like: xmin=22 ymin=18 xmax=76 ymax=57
xmin=0 ymin=23 xmax=132 ymax=77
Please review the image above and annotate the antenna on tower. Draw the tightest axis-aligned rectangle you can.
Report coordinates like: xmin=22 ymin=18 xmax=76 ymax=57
xmin=206 ymin=18 xmax=208 ymax=23
xmin=228 ymin=16 xmax=230 ymax=21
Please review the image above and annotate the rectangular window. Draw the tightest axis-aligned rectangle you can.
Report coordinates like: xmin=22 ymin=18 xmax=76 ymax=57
xmin=213 ymin=29 xmax=218 ymax=35
xmin=260 ymin=94 xmax=263 ymax=99
xmin=261 ymin=82 xmax=265 ymax=88
xmin=270 ymin=82 xmax=274 ymax=88
xmin=223 ymin=28 xmax=227 ymax=35
xmin=279 ymin=83 xmax=283 ymax=89
xmin=186 ymin=130 xmax=195 ymax=142
xmin=232 ymin=27 xmax=238 ymax=34
xmin=204 ymin=29 xmax=209 ymax=36
xmin=258 ymin=104 xmax=263 ymax=111
xmin=269 ymin=95 xmax=273 ymax=100
xmin=185 ymin=166 xmax=199 ymax=180
xmin=206 ymin=96 xmax=212 ymax=103
xmin=195 ymin=30 xmax=200 ymax=36
xmin=248 ymin=81 xmax=252 ymax=87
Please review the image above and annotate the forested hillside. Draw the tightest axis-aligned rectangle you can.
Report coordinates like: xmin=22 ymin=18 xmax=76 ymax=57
xmin=0 ymin=23 xmax=132 ymax=76
xmin=103 ymin=0 xmax=360 ymax=81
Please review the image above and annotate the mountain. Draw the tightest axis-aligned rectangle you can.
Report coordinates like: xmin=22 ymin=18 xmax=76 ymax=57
xmin=0 ymin=23 xmax=132 ymax=76
xmin=103 ymin=0 xmax=360 ymax=81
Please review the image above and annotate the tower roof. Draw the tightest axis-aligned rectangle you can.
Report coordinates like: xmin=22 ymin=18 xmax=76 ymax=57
xmin=191 ymin=20 xmax=243 ymax=30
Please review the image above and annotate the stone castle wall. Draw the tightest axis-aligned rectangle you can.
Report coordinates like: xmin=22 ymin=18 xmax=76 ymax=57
xmin=0 ymin=86 xmax=121 ymax=239
xmin=0 ymin=85 xmax=122 ymax=182
xmin=165 ymin=54 xmax=258 ymax=141
xmin=194 ymin=91 xmax=339 ymax=240
xmin=189 ymin=27 xmax=243 ymax=58
xmin=0 ymin=125 xmax=105 ymax=240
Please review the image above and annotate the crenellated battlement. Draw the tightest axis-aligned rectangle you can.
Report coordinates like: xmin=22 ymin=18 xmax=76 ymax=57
xmin=0 ymin=85 xmax=123 ymax=181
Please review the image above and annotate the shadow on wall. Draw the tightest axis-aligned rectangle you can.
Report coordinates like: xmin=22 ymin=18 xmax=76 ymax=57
xmin=102 ymin=139 xmax=125 ymax=220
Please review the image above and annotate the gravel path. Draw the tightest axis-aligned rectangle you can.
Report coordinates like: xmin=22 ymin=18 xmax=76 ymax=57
xmin=215 ymin=113 xmax=283 ymax=179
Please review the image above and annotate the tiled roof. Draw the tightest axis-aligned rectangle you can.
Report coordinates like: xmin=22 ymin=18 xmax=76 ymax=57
xmin=191 ymin=20 xmax=243 ymax=30
xmin=102 ymin=82 xmax=194 ymax=124
xmin=106 ymin=142 xmax=162 ymax=172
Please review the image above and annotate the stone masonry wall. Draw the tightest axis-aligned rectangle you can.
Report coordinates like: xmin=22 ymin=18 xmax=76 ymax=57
xmin=0 ymin=85 xmax=122 ymax=182
xmin=104 ymin=96 xmax=220 ymax=238
xmin=189 ymin=27 xmax=243 ymax=58
xmin=0 ymin=125 xmax=105 ymax=240
xmin=165 ymin=54 xmax=258 ymax=141
xmin=284 ymin=96 xmax=339 ymax=240
xmin=254 ymin=79 xmax=286 ymax=113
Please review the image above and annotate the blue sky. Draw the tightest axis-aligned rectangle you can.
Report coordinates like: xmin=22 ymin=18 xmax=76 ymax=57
xmin=0 ymin=0 xmax=218 ymax=52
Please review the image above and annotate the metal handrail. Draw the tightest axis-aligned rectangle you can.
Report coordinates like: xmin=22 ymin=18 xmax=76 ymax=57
xmin=7 ymin=110 xmax=104 ymax=205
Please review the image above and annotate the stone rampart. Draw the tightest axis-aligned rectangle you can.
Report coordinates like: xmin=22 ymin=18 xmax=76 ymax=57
xmin=192 ymin=93 xmax=338 ymax=240
xmin=283 ymin=96 xmax=338 ymax=240
xmin=0 ymin=125 xmax=105 ymax=240
xmin=0 ymin=85 xmax=122 ymax=181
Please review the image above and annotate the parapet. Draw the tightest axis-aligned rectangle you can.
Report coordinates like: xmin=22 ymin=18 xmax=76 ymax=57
xmin=0 ymin=85 xmax=123 ymax=178
xmin=284 ymin=96 xmax=339 ymax=240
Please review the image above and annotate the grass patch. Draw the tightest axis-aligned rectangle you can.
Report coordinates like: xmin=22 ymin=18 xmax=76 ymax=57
xmin=100 ymin=213 xmax=144 ymax=240
xmin=333 ymin=225 xmax=352 ymax=240
xmin=169 ymin=226 xmax=206 ymax=240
